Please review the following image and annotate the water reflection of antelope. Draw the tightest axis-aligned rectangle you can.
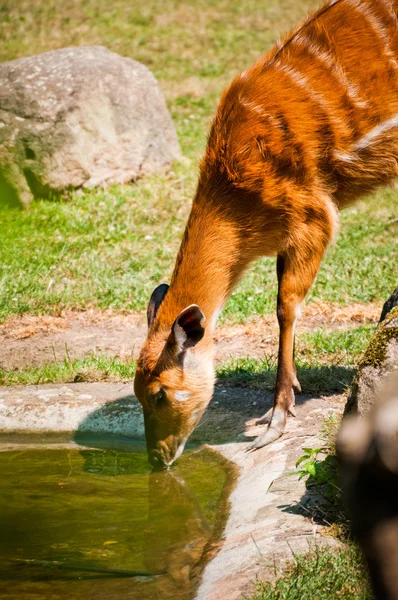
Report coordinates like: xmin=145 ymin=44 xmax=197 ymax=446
xmin=135 ymin=0 xmax=398 ymax=467
xmin=144 ymin=469 xmax=212 ymax=594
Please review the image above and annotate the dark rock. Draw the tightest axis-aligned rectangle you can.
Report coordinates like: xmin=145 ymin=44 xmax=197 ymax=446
xmin=345 ymin=289 xmax=398 ymax=417
xmin=379 ymin=286 xmax=398 ymax=323
xmin=337 ymin=373 xmax=398 ymax=600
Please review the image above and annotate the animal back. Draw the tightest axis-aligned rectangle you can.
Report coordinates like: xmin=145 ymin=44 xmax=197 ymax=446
xmin=204 ymin=0 xmax=398 ymax=205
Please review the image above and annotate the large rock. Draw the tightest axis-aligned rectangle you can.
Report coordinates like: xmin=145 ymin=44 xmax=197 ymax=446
xmin=339 ymin=290 xmax=398 ymax=599
xmin=0 ymin=46 xmax=181 ymax=208
xmin=345 ymin=286 xmax=398 ymax=416
xmin=337 ymin=373 xmax=398 ymax=600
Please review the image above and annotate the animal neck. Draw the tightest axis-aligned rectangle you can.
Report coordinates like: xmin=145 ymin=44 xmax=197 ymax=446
xmin=155 ymin=196 xmax=253 ymax=340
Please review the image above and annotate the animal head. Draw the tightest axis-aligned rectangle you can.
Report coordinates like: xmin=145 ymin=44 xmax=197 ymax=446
xmin=134 ymin=284 xmax=215 ymax=468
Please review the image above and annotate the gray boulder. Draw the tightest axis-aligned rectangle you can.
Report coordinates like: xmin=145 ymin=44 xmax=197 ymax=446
xmin=0 ymin=46 xmax=181 ymax=208
xmin=345 ymin=286 xmax=398 ymax=416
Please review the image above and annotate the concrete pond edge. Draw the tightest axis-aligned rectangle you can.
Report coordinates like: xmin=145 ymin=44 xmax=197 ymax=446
xmin=0 ymin=381 xmax=343 ymax=600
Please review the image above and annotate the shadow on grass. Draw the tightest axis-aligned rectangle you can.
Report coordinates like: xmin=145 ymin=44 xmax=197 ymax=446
xmin=217 ymin=363 xmax=354 ymax=396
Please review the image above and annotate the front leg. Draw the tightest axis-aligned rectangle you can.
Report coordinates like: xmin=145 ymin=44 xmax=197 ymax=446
xmin=248 ymin=241 xmax=328 ymax=451
xmin=256 ymin=324 xmax=302 ymax=427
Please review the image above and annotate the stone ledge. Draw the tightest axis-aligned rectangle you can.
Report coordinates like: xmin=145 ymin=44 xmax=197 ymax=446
xmin=0 ymin=381 xmax=344 ymax=599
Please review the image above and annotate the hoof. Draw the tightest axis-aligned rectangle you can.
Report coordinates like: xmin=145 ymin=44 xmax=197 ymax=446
xmin=255 ymin=407 xmax=273 ymax=426
xmin=245 ymin=426 xmax=284 ymax=452
xmin=247 ymin=406 xmax=287 ymax=452
xmin=293 ymin=377 xmax=302 ymax=393
xmin=255 ymin=404 xmax=296 ymax=425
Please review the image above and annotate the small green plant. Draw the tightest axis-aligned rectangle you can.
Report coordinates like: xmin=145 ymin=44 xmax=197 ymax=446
xmin=295 ymin=447 xmax=339 ymax=502
xmin=295 ymin=413 xmax=342 ymax=493
xmin=293 ymin=413 xmax=348 ymax=534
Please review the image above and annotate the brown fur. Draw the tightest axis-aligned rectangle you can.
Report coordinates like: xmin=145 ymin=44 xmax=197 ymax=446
xmin=135 ymin=0 xmax=398 ymax=465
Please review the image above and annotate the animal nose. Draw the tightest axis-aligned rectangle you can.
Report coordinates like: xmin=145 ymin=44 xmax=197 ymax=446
xmin=148 ymin=450 xmax=168 ymax=470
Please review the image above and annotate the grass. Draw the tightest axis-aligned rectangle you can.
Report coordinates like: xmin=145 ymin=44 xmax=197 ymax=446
xmin=0 ymin=354 xmax=136 ymax=386
xmin=218 ymin=360 xmax=353 ymax=395
xmin=299 ymin=325 xmax=375 ymax=367
xmin=0 ymin=171 xmax=193 ymax=320
xmin=0 ymin=3 xmax=388 ymax=597
xmin=0 ymin=0 xmax=319 ymax=93
xmin=247 ymin=545 xmax=372 ymax=600
xmin=0 ymin=0 xmax=397 ymax=323
xmin=0 ymin=324 xmax=374 ymax=387
xmin=1 ymin=183 xmax=396 ymax=323
xmin=217 ymin=324 xmax=374 ymax=393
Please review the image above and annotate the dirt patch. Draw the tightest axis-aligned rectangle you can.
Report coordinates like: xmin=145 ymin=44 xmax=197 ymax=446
xmin=215 ymin=300 xmax=381 ymax=361
xmin=0 ymin=310 xmax=145 ymax=370
xmin=0 ymin=301 xmax=381 ymax=371
xmin=0 ymin=309 xmax=143 ymax=339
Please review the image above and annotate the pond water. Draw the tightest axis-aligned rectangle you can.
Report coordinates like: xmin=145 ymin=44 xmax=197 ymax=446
xmin=0 ymin=443 xmax=234 ymax=600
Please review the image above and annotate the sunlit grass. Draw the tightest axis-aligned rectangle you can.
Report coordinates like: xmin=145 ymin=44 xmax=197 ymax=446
xmin=0 ymin=0 xmax=396 ymax=323
xmin=0 ymin=324 xmax=373 ymax=388
xmin=216 ymin=325 xmax=374 ymax=393
xmin=0 ymin=354 xmax=135 ymax=386
xmin=248 ymin=545 xmax=372 ymax=600
xmin=1 ymin=183 xmax=396 ymax=323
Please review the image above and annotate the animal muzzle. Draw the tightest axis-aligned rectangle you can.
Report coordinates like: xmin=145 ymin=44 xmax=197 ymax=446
xmin=148 ymin=448 xmax=170 ymax=470
xmin=144 ymin=415 xmax=188 ymax=468
xmin=147 ymin=439 xmax=187 ymax=470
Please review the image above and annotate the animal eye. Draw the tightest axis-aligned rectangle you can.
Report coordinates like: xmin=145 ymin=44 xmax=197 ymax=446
xmin=153 ymin=390 xmax=166 ymax=404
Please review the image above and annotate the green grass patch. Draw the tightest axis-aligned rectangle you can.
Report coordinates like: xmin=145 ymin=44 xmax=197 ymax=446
xmin=0 ymin=354 xmax=136 ymax=386
xmin=218 ymin=359 xmax=354 ymax=395
xmin=0 ymin=168 xmax=194 ymax=320
xmin=299 ymin=325 xmax=375 ymax=364
xmin=1 ymin=187 xmax=396 ymax=323
xmin=0 ymin=325 xmax=373 ymax=388
xmin=0 ymin=0 xmax=396 ymax=323
xmin=217 ymin=325 xmax=374 ymax=393
xmin=247 ymin=545 xmax=372 ymax=600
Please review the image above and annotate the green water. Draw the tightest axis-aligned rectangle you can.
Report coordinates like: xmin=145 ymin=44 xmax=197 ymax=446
xmin=0 ymin=444 xmax=234 ymax=600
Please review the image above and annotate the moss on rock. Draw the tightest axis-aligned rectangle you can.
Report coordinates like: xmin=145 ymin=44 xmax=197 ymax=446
xmin=359 ymin=306 xmax=398 ymax=369
xmin=345 ymin=301 xmax=398 ymax=416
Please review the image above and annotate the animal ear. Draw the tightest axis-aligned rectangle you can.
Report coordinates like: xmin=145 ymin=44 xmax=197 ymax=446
xmin=171 ymin=305 xmax=205 ymax=351
xmin=147 ymin=283 xmax=169 ymax=327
